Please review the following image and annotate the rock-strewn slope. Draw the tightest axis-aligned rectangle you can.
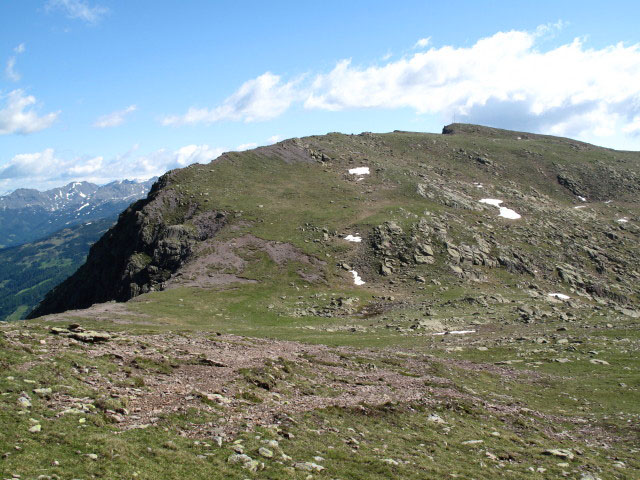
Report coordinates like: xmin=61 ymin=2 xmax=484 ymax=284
xmin=30 ymin=124 xmax=640 ymax=317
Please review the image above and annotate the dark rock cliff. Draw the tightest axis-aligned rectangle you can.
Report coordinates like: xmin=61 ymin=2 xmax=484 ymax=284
xmin=28 ymin=174 xmax=227 ymax=318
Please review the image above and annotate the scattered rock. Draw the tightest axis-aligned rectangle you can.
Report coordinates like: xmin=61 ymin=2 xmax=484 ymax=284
xmin=542 ymin=449 xmax=574 ymax=460
xmin=293 ymin=461 xmax=325 ymax=472
xmin=258 ymin=447 xmax=273 ymax=458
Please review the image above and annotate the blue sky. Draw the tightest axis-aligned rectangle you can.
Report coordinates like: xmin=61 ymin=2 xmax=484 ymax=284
xmin=1 ymin=0 xmax=640 ymax=192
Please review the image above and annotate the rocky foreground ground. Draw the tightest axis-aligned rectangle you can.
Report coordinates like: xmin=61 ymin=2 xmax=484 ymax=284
xmin=1 ymin=302 xmax=637 ymax=479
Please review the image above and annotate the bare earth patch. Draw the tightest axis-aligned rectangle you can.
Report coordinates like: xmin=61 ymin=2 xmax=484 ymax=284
xmin=166 ymin=234 xmax=326 ymax=288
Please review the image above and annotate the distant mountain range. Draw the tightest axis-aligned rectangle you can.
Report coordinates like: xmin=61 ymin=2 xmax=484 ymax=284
xmin=0 ymin=178 xmax=156 ymax=248
xmin=0 ymin=178 xmax=156 ymax=320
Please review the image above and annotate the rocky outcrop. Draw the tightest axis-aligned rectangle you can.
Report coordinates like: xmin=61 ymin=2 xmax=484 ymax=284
xmin=28 ymin=175 xmax=228 ymax=318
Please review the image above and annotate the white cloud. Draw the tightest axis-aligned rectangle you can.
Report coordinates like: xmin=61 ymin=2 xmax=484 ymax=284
xmin=0 ymin=144 xmax=225 ymax=192
xmin=267 ymin=135 xmax=281 ymax=144
xmin=622 ymin=116 xmax=640 ymax=135
xmin=163 ymin=26 xmax=640 ymax=147
xmin=5 ymin=43 xmax=26 ymax=82
xmin=162 ymin=72 xmax=302 ymax=126
xmin=304 ymin=29 xmax=640 ymax=143
xmin=414 ymin=37 xmax=431 ymax=49
xmin=236 ymin=143 xmax=258 ymax=151
xmin=45 ymin=0 xmax=108 ymax=24
xmin=5 ymin=57 xmax=20 ymax=82
xmin=0 ymin=89 xmax=59 ymax=135
xmin=93 ymin=104 xmax=137 ymax=128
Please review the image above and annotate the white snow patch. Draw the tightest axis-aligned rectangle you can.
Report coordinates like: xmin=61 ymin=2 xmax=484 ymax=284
xmin=498 ymin=207 xmax=521 ymax=219
xmin=479 ymin=198 xmax=521 ymax=219
xmin=349 ymin=270 xmax=365 ymax=286
xmin=77 ymin=203 xmax=90 ymax=211
xmin=549 ymin=293 xmax=570 ymax=300
xmin=574 ymin=205 xmax=586 ymax=209
xmin=433 ymin=330 xmax=476 ymax=336
xmin=604 ymin=200 xmax=612 ymax=204
xmin=578 ymin=196 xmax=587 ymax=202
xmin=349 ymin=167 xmax=370 ymax=175
xmin=617 ymin=218 xmax=629 ymax=223
xmin=344 ymin=235 xmax=362 ymax=243
xmin=479 ymin=198 xmax=503 ymax=207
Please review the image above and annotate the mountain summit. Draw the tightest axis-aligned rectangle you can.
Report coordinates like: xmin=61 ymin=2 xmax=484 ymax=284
xmin=29 ymin=124 xmax=639 ymax=318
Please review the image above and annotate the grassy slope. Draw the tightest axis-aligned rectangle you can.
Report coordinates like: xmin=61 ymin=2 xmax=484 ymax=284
xmin=4 ymin=126 xmax=639 ymax=478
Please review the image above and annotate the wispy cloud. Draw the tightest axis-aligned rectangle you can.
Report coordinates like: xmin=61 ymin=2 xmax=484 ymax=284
xmin=0 ymin=144 xmax=225 ymax=192
xmin=161 ymin=25 xmax=640 ymax=147
xmin=93 ymin=104 xmax=137 ymax=128
xmin=235 ymin=143 xmax=258 ymax=151
xmin=162 ymin=72 xmax=303 ymax=126
xmin=45 ymin=0 xmax=108 ymax=24
xmin=0 ymin=89 xmax=59 ymax=135
xmin=5 ymin=43 xmax=26 ymax=82
xmin=413 ymin=37 xmax=431 ymax=49
xmin=5 ymin=58 xmax=20 ymax=82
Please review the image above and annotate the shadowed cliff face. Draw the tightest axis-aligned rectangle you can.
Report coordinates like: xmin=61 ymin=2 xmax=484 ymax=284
xmin=28 ymin=174 xmax=227 ymax=318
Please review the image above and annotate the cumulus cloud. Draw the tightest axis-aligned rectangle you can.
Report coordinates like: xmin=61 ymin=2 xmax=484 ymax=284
xmin=0 ymin=144 xmax=225 ymax=192
xmin=5 ymin=43 xmax=26 ymax=82
xmin=162 ymin=26 xmax=640 ymax=147
xmin=305 ymin=29 xmax=640 ymax=142
xmin=162 ymin=72 xmax=302 ymax=126
xmin=93 ymin=104 xmax=137 ymax=128
xmin=0 ymin=89 xmax=59 ymax=135
xmin=45 ymin=0 xmax=108 ymax=24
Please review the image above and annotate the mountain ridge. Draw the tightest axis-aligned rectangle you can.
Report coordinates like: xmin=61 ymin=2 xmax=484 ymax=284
xmin=29 ymin=123 xmax=640 ymax=318
xmin=0 ymin=178 xmax=156 ymax=248
xmin=9 ymin=124 xmax=640 ymax=480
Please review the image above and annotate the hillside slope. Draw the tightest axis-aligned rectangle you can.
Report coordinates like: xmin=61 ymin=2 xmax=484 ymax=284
xmin=31 ymin=124 xmax=640 ymax=318
xmin=9 ymin=124 xmax=640 ymax=479
xmin=0 ymin=218 xmax=113 ymax=321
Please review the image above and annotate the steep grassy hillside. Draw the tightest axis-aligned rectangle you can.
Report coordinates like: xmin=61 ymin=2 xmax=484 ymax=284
xmin=8 ymin=125 xmax=639 ymax=479
xmin=0 ymin=218 xmax=113 ymax=321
